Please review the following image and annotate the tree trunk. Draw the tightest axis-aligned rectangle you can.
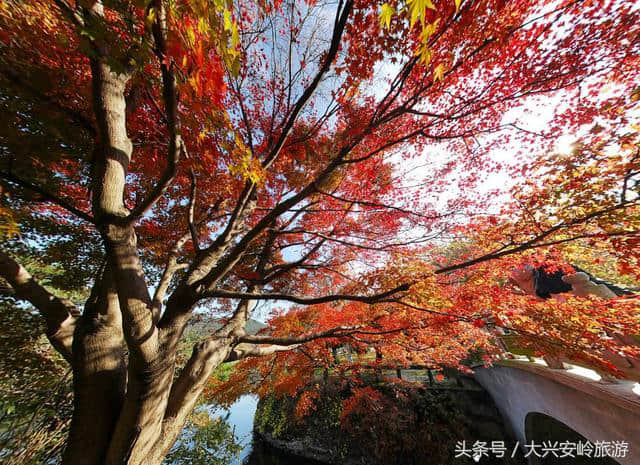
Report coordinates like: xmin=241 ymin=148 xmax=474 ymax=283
xmin=148 ymin=338 xmax=232 ymax=465
xmin=87 ymin=55 xmax=174 ymax=465
xmin=63 ymin=266 xmax=126 ymax=465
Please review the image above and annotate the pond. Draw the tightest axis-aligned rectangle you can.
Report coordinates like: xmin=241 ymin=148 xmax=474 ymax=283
xmin=226 ymin=396 xmax=324 ymax=465
xmin=169 ymin=395 xmax=322 ymax=465
xmin=170 ymin=382 xmax=525 ymax=465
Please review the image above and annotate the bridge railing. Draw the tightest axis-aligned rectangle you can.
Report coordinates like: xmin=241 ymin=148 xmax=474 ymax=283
xmin=496 ymin=331 xmax=640 ymax=384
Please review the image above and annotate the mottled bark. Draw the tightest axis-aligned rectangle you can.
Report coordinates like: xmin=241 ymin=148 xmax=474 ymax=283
xmin=89 ymin=58 xmax=174 ymax=465
xmin=150 ymin=338 xmax=232 ymax=465
xmin=63 ymin=266 xmax=126 ymax=465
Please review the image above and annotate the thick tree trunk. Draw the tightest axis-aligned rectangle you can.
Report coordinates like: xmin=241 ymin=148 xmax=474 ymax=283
xmin=63 ymin=266 xmax=126 ymax=465
xmin=89 ymin=56 xmax=174 ymax=465
xmin=54 ymin=5 xmax=263 ymax=463
xmin=149 ymin=338 xmax=232 ymax=465
xmin=103 ymin=355 xmax=173 ymax=465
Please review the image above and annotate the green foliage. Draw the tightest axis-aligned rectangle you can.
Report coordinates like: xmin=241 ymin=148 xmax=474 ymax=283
xmin=254 ymin=395 xmax=290 ymax=439
xmin=0 ymin=300 xmax=71 ymax=464
xmin=256 ymin=380 xmax=524 ymax=465
xmin=0 ymin=246 xmax=84 ymax=464
xmin=211 ymin=362 xmax=236 ymax=383
xmin=164 ymin=409 xmax=242 ymax=465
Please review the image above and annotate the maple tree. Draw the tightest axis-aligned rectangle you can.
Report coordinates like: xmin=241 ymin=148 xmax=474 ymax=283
xmin=0 ymin=0 xmax=639 ymax=464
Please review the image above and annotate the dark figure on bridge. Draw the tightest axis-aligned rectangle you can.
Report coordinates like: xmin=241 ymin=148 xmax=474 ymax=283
xmin=510 ymin=265 xmax=634 ymax=300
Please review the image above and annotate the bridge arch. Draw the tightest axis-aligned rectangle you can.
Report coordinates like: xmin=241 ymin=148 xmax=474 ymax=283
xmin=524 ymin=412 xmax=619 ymax=464
xmin=474 ymin=362 xmax=639 ymax=465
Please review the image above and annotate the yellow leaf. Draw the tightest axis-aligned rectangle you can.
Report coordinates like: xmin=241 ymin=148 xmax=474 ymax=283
xmin=231 ymin=22 xmax=240 ymax=48
xmin=415 ymin=44 xmax=431 ymax=64
xmin=454 ymin=0 xmax=461 ymax=13
xmin=146 ymin=7 xmax=156 ymax=25
xmin=223 ymin=9 xmax=232 ymax=31
xmin=408 ymin=0 xmax=436 ymax=27
xmin=185 ymin=25 xmax=196 ymax=46
xmin=198 ymin=17 xmax=208 ymax=34
xmin=420 ymin=18 xmax=440 ymax=42
xmin=188 ymin=75 xmax=198 ymax=92
xmin=379 ymin=3 xmax=395 ymax=29
xmin=0 ymin=206 xmax=19 ymax=239
xmin=433 ymin=63 xmax=445 ymax=81
xmin=344 ymin=83 xmax=361 ymax=102
xmin=230 ymin=56 xmax=241 ymax=76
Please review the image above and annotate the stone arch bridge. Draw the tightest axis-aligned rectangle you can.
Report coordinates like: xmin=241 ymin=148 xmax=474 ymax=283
xmin=475 ymin=360 xmax=640 ymax=465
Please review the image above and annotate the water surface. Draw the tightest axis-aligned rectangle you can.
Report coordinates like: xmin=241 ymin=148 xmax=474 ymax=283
xmin=208 ymin=395 xmax=321 ymax=465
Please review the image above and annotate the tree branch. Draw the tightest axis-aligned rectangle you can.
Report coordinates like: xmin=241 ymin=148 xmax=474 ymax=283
xmin=237 ymin=324 xmax=364 ymax=346
xmin=262 ymin=0 xmax=354 ymax=170
xmin=187 ymin=169 xmax=200 ymax=252
xmin=436 ymin=203 xmax=637 ymax=274
xmin=1 ymin=170 xmax=95 ymax=224
xmin=204 ymin=283 xmax=410 ymax=306
xmin=153 ymin=244 xmax=189 ymax=324
xmin=225 ymin=342 xmax=299 ymax=362
xmin=182 ymin=2 xmax=355 ymax=292
xmin=127 ymin=0 xmax=181 ymax=222
xmin=236 ymin=323 xmax=413 ymax=348
xmin=0 ymin=250 xmax=78 ymax=362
